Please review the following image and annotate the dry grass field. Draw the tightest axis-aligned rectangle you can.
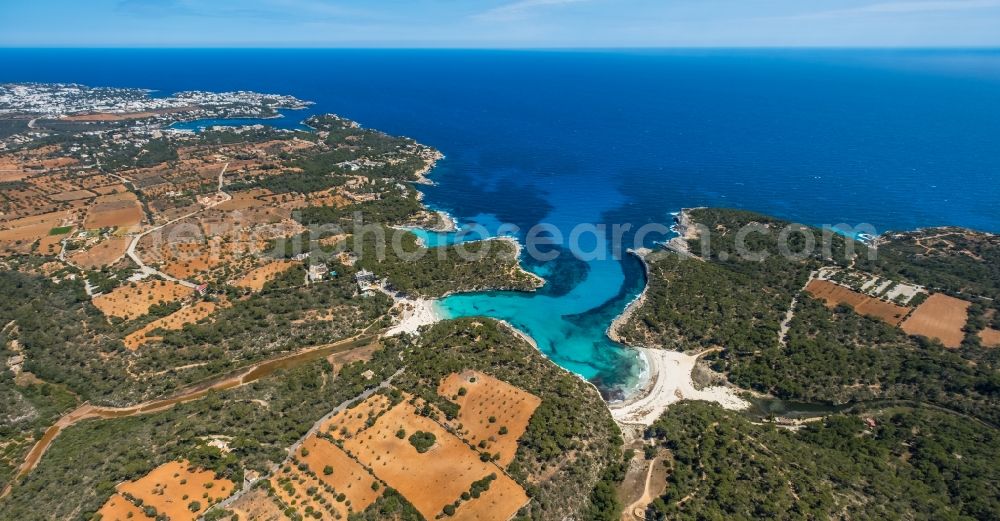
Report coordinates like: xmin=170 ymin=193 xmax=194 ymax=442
xmin=114 ymin=460 xmax=235 ymax=521
xmin=124 ymin=300 xmax=224 ymax=350
xmin=36 ymin=231 xmax=68 ymax=256
xmin=69 ymin=236 xmax=130 ymax=269
xmin=227 ymin=488 xmax=286 ymax=521
xmin=901 ymin=293 xmax=971 ymax=348
xmin=48 ymin=189 xmax=97 ymax=202
xmin=438 ymin=370 xmax=542 ymax=467
xmin=92 ymin=279 xmax=193 ymax=320
xmin=84 ymin=192 xmax=144 ymax=230
xmin=232 ymin=260 xmax=299 ymax=292
xmin=806 ymin=279 xmax=911 ymax=326
xmin=0 ymin=210 xmax=70 ymax=241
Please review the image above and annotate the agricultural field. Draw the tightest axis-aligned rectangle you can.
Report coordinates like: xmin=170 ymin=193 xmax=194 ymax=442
xmin=321 ymin=394 xmax=393 ymax=440
xmin=123 ymin=300 xmax=225 ymax=350
xmin=68 ymin=236 xmax=130 ymax=269
xmin=980 ymin=327 xmax=1000 ymax=347
xmin=0 ymin=210 xmax=73 ymax=255
xmin=900 ymin=293 xmax=971 ymax=348
xmin=98 ymin=460 xmax=235 ymax=521
xmin=83 ymin=192 xmax=144 ymax=230
xmin=805 ymin=279 xmax=911 ymax=326
xmin=94 ymin=493 xmax=151 ymax=521
xmin=232 ymin=259 xmax=300 ymax=291
xmin=337 ymin=392 xmax=530 ymax=521
xmin=438 ymin=370 xmax=542 ymax=466
xmin=269 ymin=436 xmax=382 ymax=519
xmin=227 ymin=488 xmax=287 ymax=521
xmin=91 ymin=279 xmax=193 ymax=320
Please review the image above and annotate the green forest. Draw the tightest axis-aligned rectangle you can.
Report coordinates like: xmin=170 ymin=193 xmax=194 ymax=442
xmin=644 ymin=402 xmax=999 ymax=520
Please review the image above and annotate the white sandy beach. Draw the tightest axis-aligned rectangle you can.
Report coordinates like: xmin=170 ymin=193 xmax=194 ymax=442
xmin=610 ymin=347 xmax=749 ymax=426
xmin=384 ymin=297 xmax=445 ymax=336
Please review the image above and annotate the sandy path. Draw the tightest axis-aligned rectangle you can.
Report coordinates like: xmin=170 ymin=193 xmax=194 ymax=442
xmin=3 ymin=324 xmax=381 ymax=496
xmin=623 ymin=455 xmax=662 ymax=520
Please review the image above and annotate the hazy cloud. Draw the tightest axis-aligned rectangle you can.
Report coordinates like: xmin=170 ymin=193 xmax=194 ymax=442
xmin=790 ymin=0 xmax=1000 ymax=19
xmin=475 ymin=0 xmax=593 ymax=21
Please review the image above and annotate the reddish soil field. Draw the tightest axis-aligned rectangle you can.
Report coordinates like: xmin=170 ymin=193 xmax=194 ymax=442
xmin=901 ymin=293 xmax=971 ymax=348
xmin=69 ymin=237 xmax=130 ymax=269
xmin=91 ymin=183 xmax=129 ymax=195
xmin=269 ymin=435 xmax=382 ymax=519
xmin=438 ymin=370 xmax=541 ymax=467
xmin=227 ymin=488 xmax=286 ymax=521
xmin=322 ymin=394 xmax=393 ymax=440
xmin=806 ymin=279 xmax=911 ymax=326
xmin=213 ymin=189 xmax=274 ymax=212
xmin=48 ymin=189 xmax=96 ymax=202
xmin=115 ymin=460 xmax=235 ymax=521
xmin=980 ymin=328 xmax=1000 ymax=348
xmin=95 ymin=493 xmax=153 ymax=521
xmin=124 ymin=300 xmax=223 ymax=350
xmin=92 ymin=279 xmax=193 ymax=320
xmin=0 ymin=210 xmax=70 ymax=241
xmin=232 ymin=260 xmax=299 ymax=292
xmin=84 ymin=193 xmax=144 ymax=230
xmin=0 ymin=210 xmax=72 ymax=255
xmin=341 ymin=395 xmax=529 ymax=521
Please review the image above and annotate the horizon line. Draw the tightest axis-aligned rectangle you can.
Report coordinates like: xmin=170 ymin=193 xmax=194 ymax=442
xmin=2 ymin=45 xmax=1000 ymax=51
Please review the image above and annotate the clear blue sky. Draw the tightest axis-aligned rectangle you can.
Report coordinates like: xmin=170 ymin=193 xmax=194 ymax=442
xmin=3 ymin=0 xmax=1000 ymax=48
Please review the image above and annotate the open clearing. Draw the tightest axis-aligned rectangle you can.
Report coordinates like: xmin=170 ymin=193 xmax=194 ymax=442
xmin=84 ymin=192 xmax=144 ymax=230
xmin=48 ymin=189 xmax=97 ymax=202
xmin=108 ymin=460 xmax=235 ymax=521
xmin=806 ymin=279 xmax=911 ymax=326
xmin=901 ymin=293 xmax=971 ymax=348
xmin=329 ymin=390 xmax=530 ymax=521
xmin=95 ymin=493 xmax=152 ymax=521
xmin=227 ymin=488 xmax=286 ymax=521
xmin=124 ymin=300 xmax=223 ymax=349
xmin=438 ymin=370 xmax=542 ymax=467
xmin=68 ymin=236 xmax=131 ymax=269
xmin=232 ymin=260 xmax=299 ymax=291
xmin=92 ymin=279 xmax=193 ymax=320
xmin=980 ymin=328 xmax=1000 ymax=347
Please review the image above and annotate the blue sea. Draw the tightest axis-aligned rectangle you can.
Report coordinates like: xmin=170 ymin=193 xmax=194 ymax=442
xmin=4 ymin=49 xmax=999 ymax=394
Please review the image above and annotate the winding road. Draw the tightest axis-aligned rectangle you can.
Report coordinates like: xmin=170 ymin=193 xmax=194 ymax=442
xmin=124 ymin=162 xmax=230 ymax=289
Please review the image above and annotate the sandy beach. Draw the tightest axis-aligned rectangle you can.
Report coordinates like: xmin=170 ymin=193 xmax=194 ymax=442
xmin=384 ymin=296 xmax=445 ymax=336
xmin=609 ymin=347 xmax=749 ymax=427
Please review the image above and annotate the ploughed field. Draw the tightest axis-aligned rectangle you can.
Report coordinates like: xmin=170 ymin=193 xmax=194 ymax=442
xmin=247 ymin=372 xmax=541 ymax=521
xmin=95 ymin=460 xmax=235 ymax=521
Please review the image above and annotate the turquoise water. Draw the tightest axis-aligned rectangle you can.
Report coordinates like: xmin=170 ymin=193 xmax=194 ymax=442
xmin=7 ymin=49 xmax=1000 ymax=395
